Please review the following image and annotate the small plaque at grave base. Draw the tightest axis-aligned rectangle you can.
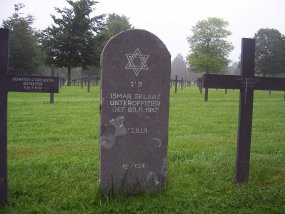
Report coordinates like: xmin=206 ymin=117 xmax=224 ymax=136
xmin=99 ymin=29 xmax=171 ymax=196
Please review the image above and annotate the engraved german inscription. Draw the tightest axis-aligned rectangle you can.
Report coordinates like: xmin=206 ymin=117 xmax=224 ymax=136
xmin=109 ymin=92 xmax=161 ymax=114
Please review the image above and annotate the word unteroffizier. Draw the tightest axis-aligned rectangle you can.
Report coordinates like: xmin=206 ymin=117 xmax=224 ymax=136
xmin=109 ymin=93 xmax=161 ymax=113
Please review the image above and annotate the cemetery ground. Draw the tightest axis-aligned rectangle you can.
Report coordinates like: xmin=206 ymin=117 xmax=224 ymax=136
xmin=1 ymin=86 xmax=284 ymax=213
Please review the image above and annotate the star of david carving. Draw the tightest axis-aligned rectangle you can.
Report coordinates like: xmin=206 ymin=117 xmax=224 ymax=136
xmin=125 ymin=48 xmax=149 ymax=76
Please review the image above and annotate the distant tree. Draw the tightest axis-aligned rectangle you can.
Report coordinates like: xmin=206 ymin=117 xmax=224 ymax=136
xmin=95 ymin=13 xmax=133 ymax=55
xmin=186 ymin=17 xmax=233 ymax=74
xmin=171 ymin=54 xmax=187 ymax=80
xmin=1 ymin=3 xmax=42 ymax=75
xmin=102 ymin=13 xmax=132 ymax=38
xmin=226 ymin=61 xmax=240 ymax=75
xmin=40 ymin=0 xmax=105 ymax=85
xmin=254 ymin=28 xmax=285 ymax=76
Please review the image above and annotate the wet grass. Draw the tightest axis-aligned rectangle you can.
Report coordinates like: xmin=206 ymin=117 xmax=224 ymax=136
xmin=1 ymin=85 xmax=284 ymax=213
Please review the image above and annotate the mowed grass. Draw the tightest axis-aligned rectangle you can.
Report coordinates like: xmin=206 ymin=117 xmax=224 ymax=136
xmin=1 ymin=85 xmax=284 ymax=213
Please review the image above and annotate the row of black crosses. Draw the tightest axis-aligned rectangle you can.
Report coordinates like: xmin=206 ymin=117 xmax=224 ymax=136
xmin=1 ymin=30 xmax=285 ymax=205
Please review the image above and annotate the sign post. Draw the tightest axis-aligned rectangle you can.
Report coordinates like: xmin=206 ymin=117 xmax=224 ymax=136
xmin=0 ymin=29 xmax=59 ymax=205
xmin=203 ymin=38 xmax=285 ymax=183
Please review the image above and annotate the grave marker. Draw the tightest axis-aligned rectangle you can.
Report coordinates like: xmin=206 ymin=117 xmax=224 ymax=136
xmin=175 ymin=75 xmax=178 ymax=93
xmin=203 ymin=38 xmax=285 ymax=183
xmin=196 ymin=77 xmax=203 ymax=94
xmin=99 ymin=29 xmax=171 ymax=196
xmin=50 ymin=65 xmax=55 ymax=104
xmin=0 ymin=29 xmax=59 ymax=205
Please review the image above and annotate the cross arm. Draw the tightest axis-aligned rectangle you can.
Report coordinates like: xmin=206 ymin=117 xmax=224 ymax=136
xmin=250 ymin=76 xmax=285 ymax=91
xmin=6 ymin=76 xmax=59 ymax=93
xmin=203 ymin=74 xmax=285 ymax=91
xmin=203 ymin=74 xmax=242 ymax=89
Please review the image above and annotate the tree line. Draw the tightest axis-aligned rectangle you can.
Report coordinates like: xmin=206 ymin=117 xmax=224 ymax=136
xmin=1 ymin=1 xmax=132 ymax=85
xmin=2 ymin=1 xmax=285 ymax=84
xmin=186 ymin=17 xmax=285 ymax=77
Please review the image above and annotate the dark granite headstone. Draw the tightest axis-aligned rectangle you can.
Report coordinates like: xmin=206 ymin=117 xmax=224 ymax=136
xmin=99 ymin=29 xmax=171 ymax=196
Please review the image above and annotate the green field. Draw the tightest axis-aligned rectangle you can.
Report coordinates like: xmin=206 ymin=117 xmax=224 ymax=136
xmin=1 ymin=86 xmax=285 ymax=213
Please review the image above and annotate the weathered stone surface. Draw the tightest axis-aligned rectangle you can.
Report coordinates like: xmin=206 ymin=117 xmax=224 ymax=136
xmin=99 ymin=29 xmax=171 ymax=196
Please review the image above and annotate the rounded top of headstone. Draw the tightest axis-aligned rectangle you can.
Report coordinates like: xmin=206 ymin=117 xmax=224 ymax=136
xmin=100 ymin=28 xmax=171 ymax=87
xmin=101 ymin=29 xmax=170 ymax=66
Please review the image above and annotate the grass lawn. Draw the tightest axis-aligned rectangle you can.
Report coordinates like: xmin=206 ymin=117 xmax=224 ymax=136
xmin=1 ymin=85 xmax=284 ymax=213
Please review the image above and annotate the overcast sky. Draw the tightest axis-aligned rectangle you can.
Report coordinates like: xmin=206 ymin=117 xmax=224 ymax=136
xmin=0 ymin=0 xmax=284 ymax=63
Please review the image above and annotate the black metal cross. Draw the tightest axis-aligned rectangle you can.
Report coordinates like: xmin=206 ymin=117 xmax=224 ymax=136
xmin=203 ymin=38 xmax=285 ymax=183
xmin=0 ymin=29 xmax=59 ymax=205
